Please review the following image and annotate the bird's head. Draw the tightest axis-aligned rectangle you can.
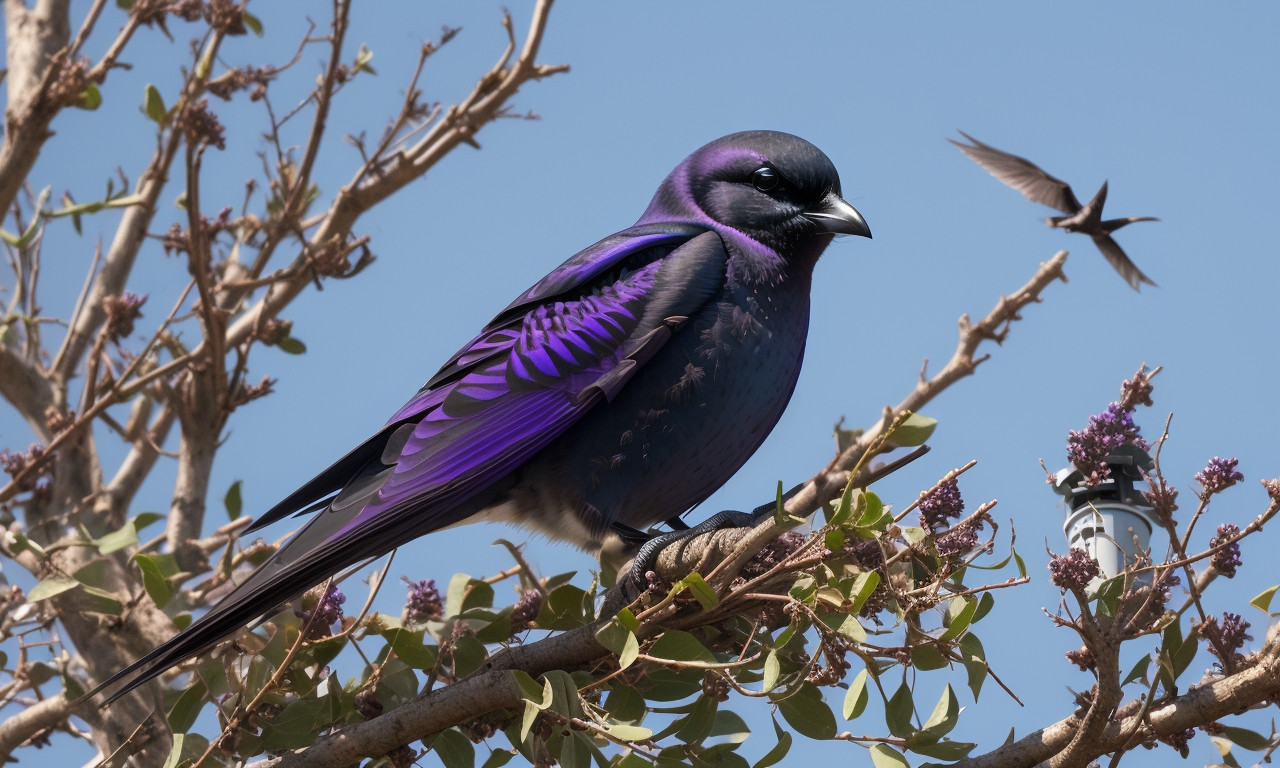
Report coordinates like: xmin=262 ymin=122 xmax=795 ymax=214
xmin=642 ymin=130 xmax=871 ymax=255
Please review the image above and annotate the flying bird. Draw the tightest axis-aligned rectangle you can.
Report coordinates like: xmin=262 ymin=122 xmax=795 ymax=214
xmin=88 ymin=130 xmax=871 ymax=704
xmin=949 ymin=130 xmax=1158 ymax=291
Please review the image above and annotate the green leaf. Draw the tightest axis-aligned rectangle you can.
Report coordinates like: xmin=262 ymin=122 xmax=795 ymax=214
xmin=27 ymin=577 xmax=80 ymax=602
xmin=537 ymin=583 xmax=592 ymax=630
xmin=92 ymin=519 xmax=139 ymax=554
xmin=354 ymin=43 xmax=377 ymax=74
xmin=161 ymin=732 xmax=186 ymax=768
xmin=167 ymin=679 xmax=207 ymax=732
xmin=647 ymin=630 xmax=717 ymax=665
xmin=242 ymin=11 xmax=264 ymax=36
xmin=908 ymin=739 xmax=975 ymax=760
xmin=1122 ymin=654 xmax=1152 ymax=687
xmin=478 ymin=747 xmax=512 ymax=768
xmin=1170 ymin=623 xmax=1200 ymax=680
xmin=958 ymin=633 xmax=987 ymax=700
xmin=884 ymin=682 xmax=915 ymax=739
xmin=1091 ymin=574 xmax=1124 ymax=616
xmin=889 ymin=412 xmax=936 ymax=447
xmin=446 ymin=573 xmax=495 ymax=616
xmin=596 ymin=619 xmax=640 ymax=669
xmin=939 ymin=595 xmax=977 ymax=642
xmin=608 ymin=724 xmax=653 ymax=742
xmin=868 ymin=744 xmax=911 ymax=768
xmin=761 ymin=649 xmax=781 ymax=693
xmin=675 ymin=695 xmax=717 ymax=744
xmin=144 ymin=84 xmax=166 ymax=124
xmin=919 ymin=684 xmax=959 ymax=737
xmin=1218 ymin=725 xmax=1272 ymax=751
xmin=77 ymin=83 xmax=102 ymax=110
xmin=224 ymin=480 xmax=243 ymax=520
xmin=433 ymin=728 xmax=475 ymax=768
xmin=973 ymin=592 xmax=995 ymax=623
xmin=677 ymin=572 xmax=718 ymax=610
xmin=775 ymin=684 xmax=836 ymax=740
xmin=910 ymin=644 xmax=947 ymax=671
xmin=560 ymin=732 xmax=591 ymax=768
xmin=381 ymin=627 xmax=436 ymax=669
xmin=709 ymin=709 xmax=751 ymax=744
xmin=79 ymin=584 xmax=124 ymax=614
xmin=753 ymin=716 xmax=793 ymax=768
xmin=1250 ymin=585 xmax=1278 ymax=614
xmin=835 ymin=614 xmax=866 ymax=643
xmin=277 ymin=337 xmax=307 ymax=355
xmin=842 ymin=668 xmax=869 ymax=720
xmin=134 ymin=553 xmax=173 ymax=608
xmin=604 ymin=683 xmax=646 ymax=723
xmin=848 ymin=570 xmax=881 ymax=614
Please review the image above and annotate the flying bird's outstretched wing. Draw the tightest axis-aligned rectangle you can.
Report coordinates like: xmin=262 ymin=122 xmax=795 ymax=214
xmin=91 ymin=224 xmax=726 ymax=703
xmin=948 ymin=130 xmax=1082 ymax=214
xmin=1091 ymin=233 xmax=1157 ymax=291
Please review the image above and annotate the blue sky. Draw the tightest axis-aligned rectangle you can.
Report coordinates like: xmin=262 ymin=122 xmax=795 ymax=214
xmin=3 ymin=2 xmax=1278 ymax=765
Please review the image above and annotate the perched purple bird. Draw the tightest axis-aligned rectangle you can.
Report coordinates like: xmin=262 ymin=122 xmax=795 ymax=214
xmin=89 ymin=130 xmax=870 ymax=704
xmin=949 ymin=131 xmax=1158 ymax=291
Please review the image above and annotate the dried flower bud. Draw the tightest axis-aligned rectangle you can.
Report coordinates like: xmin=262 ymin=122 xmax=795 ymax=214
xmin=1119 ymin=367 xmax=1155 ymax=409
xmin=1160 ymin=727 xmax=1195 ymax=758
xmin=354 ymin=688 xmax=383 ymax=719
xmin=702 ymin=671 xmax=730 ymax=702
xmin=936 ymin=523 xmax=980 ymax=558
xmin=103 ymin=292 xmax=147 ymax=341
xmin=1208 ymin=524 xmax=1242 ymax=578
xmin=178 ymin=98 xmax=226 ymax=151
xmin=1064 ymin=646 xmax=1096 ymax=671
xmin=205 ymin=0 xmax=246 ymax=34
xmin=918 ymin=477 xmax=964 ymax=530
xmin=1048 ymin=548 xmax=1100 ymax=592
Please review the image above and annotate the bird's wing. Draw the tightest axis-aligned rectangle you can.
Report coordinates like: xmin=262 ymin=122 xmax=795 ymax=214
xmin=1091 ymin=234 xmax=1157 ymax=291
xmin=91 ymin=226 xmax=728 ymax=704
xmin=950 ymin=131 xmax=1083 ymax=214
xmin=249 ymin=223 xmax=706 ymax=532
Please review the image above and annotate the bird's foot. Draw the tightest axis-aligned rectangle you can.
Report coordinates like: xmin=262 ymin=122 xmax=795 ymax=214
xmin=612 ymin=510 xmax=758 ymax=605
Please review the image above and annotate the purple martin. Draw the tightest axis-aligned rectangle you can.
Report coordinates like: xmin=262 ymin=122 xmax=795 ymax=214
xmin=88 ymin=131 xmax=871 ymax=704
xmin=949 ymin=130 xmax=1158 ymax=290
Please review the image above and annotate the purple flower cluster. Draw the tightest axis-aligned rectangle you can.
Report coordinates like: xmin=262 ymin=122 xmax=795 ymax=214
xmin=936 ymin=523 xmax=979 ymax=558
xmin=1195 ymin=457 xmax=1243 ymax=497
xmin=404 ymin=578 xmax=444 ymax=624
xmin=1214 ymin=612 xmax=1253 ymax=658
xmin=1209 ymin=524 xmax=1242 ymax=578
xmin=510 ymin=589 xmax=545 ymax=635
xmin=297 ymin=584 xmax=345 ymax=638
xmin=1203 ymin=611 xmax=1254 ymax=665
xmin=1048 ymin=548 xmax=1100 ymax=591
xmin=918 ymin=477 xmax=964 ymax=530
xmin=0 ymin=443 xmax=46 ymax=493
xmin=1065 ymin=403 xmax=1149 ymax=484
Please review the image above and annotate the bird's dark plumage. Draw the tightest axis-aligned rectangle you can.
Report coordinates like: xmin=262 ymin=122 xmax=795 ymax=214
xmin=89 ymin=131 xmax=870 ymax=704
xmin=949 ymin=130 xmax=1158 ymax=291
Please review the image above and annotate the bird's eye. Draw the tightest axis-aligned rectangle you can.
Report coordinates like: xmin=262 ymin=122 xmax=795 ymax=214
xmin=752 ymin=167 xmax=780 ymax=192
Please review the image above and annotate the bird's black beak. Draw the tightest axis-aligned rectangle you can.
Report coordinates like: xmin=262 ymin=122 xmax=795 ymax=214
xmin=803 ymin=192 xmax=871 ymax=238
